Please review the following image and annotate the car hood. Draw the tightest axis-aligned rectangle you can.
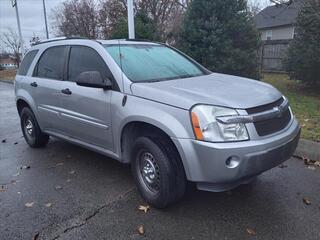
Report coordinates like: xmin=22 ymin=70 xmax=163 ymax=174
xmin=130 ymin=73 xmax=282 ymax=110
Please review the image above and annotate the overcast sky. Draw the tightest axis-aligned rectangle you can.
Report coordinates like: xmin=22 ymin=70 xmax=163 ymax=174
xmin=0 ymin=0 xmax=65 ymax=42
xmin=0 ymin=0 xmax=271 ymax=48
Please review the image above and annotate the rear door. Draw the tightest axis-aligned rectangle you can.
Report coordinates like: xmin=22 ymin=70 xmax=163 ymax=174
xmin=31 ymin=46 xmax=68 ymax=133
xmin=15 ymin=49 xmax=39 ymax=101
xmin=58 ymin=45 xmax=114 ymax=150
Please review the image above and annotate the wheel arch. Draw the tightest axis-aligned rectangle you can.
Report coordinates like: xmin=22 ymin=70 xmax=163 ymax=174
xmin=15 ymin=88 xmax=38 ymax=116
xmin=16 ymin=98 xmax=31 ymax=115
xmin=120 ymin=121 xmax=185 ymax=169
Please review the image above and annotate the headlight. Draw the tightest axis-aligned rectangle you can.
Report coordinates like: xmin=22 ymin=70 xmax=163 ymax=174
xmin=191 ymin=105 xmax=249 ymax=142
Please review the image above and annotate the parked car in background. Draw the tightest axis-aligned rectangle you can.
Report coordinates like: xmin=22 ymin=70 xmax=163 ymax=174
xmin=15 ymin=38 xmax=300 ymax=208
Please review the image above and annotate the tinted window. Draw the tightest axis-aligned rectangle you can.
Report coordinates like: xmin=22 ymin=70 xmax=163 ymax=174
xmin=35 ymin=46 xmax=66 ymax=80
xmin=18 ymin=50 xmax=38 ymax=76
xmin=68 ymin=46 xmax=111 ymax=82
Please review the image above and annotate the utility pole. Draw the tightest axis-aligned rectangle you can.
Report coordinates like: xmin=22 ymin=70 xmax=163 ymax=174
xmin=42 ymin=0 xmax=49 ymax=39
xmin=12 ymin=0 xmax=23 ymax=51
xmin=127 ymin=0 xmax=135 ymax=39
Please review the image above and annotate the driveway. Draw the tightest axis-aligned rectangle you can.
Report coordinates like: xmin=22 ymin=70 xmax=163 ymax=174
xmin=0 ymin=81 xmax=319 ymax=240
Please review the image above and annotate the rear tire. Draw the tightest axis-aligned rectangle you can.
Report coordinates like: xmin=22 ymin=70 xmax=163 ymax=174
xmin=131 ymin=136 xmax=186 ymax=208
xmin=20 ymin=107 xmax=49 ymax=148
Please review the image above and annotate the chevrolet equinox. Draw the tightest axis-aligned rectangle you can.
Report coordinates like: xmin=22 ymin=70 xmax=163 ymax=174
xmin=15 ymin=38 xmax=300 ymax=208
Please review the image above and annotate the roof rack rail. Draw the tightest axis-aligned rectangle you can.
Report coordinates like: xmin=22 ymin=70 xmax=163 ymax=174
xmin=125 ymin=38 xmax=156 ymax=42
xmin=125 ymin=38 xmax=168 ymax=46
xmin=32 ymin=36 xmax=88 ymax=46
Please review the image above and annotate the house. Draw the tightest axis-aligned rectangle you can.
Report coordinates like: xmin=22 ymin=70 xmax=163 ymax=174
xmin=0 ymin=57 xmax=17 ymax=70
xmin=254 ymin=0 xmax=303 ymax=40
xmin=254 ymin=0 xmax=304 ymax=72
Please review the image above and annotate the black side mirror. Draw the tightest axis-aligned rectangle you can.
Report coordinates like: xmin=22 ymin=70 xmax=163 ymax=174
xmin=76 ymin=71 xmax=112 ymax=89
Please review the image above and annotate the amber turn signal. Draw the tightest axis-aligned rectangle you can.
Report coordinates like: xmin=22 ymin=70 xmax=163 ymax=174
xmin=191 ymin=112 xmax=204 ymax=140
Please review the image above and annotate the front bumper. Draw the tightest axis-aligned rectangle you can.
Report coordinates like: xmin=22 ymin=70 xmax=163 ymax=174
xmin=172 ymin=118 xmax=300 ymax=192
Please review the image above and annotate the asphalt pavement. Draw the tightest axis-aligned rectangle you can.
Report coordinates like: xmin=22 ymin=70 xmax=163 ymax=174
xmin=0 ymin=81 xmax=319 ymax=240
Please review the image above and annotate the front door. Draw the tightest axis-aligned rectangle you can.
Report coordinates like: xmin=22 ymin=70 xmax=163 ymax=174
xmin=58 ymin=45 xmax=114 ymax=150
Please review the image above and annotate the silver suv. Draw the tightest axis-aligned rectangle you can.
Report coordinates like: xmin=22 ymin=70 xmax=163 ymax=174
xmin=15 ymin=38 xmax=300 ymax=208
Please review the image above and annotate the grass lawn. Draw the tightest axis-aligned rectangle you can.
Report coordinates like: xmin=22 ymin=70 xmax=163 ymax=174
xmin=262 ymin=73 xmax=320 ymax=142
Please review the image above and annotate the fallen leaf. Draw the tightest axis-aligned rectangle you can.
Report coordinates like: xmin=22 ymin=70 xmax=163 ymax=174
xmin=25 ymin=202 xmax=35 ymax=207
xmin=69 ymin=170 xmax=75 ymax=174
xmin=301 ymin=124 xmax=306 ymax=127
xmin=307 ymin=166 xmax=316 ymax=170
xmin=56 ymin=162 xmax=64 ymax=166
xmin=45 ymin=202 xmax=53 ymax=207
xmin=137 ymin=225 xmax=145 ymax=235
xmin=66 ymin=179 xmax=71 ymax=183
xmin=278 ymin=164 xmax=287 ymax=168
xmin=314 ymin=161 xmax=320 ymax=167
xmin=303 ymin=197 xmax=311 ymax=205
xmin=246 ymin=228 xmax=256 ymax=236
xmin=32 ymin=232 xmax=39 ymax=240
xmin=55 ymin=185 xmax=63 ymax=190
xmin=138 ymin=205 xmax=150 ymax=213
xmin=303 ymin=156 xmax=314 ymax=166
xmin=14 ymin=142 xmax=18 ymax=145
xmin=13 ymin=172 xmax=20 ymax=177
xmin=17 ymin=191 xmax=21 ymax=194
xmin=0 ymin=186 xmax=5 ymax=192
xmin=304 ymin=119 xmax=310 ymax=122
xmin=1 ymin=139 xmax=6 ymax=143
xmin=20 ymin=165 xmax=30 ymax=170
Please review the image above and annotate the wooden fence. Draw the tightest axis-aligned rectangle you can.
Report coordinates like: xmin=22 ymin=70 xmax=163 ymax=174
xmin=259 ymin=39 xmax=291 ymax=73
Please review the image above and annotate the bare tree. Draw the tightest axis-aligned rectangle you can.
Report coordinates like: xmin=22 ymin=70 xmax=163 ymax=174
xmin=98 ymin=0 xmax=128 ymax=39
xmin=0 ymin=28 xmax=22 ymax=67
xmin=51 ymin=0 xmax=100 ymax=38
xmin=248 ymin=0 xmax=263 ymax=15
xmin=136 ymin=0 xmax=187 ymax=40
xmin=52 ymin=0 xmax=187 ymax=41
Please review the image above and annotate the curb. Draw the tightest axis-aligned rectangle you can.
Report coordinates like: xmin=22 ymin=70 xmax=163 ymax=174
xmin=294 ymin=139 xmax=320 ymax=161
xmin=0 ymin=79 xmax=14 ymax=84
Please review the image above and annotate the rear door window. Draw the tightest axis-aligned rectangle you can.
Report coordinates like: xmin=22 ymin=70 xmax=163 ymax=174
xmin=67 ymin=46 xmax=112 ymax=82
xmin=18 ymin=50 xmax=38 ymax=76
xmin=34 ymin=46 xmax=66 ymax=80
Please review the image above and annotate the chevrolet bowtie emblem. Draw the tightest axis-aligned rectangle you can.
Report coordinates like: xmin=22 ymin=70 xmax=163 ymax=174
xmin=273 ymin=106 xmax=283 ymax=118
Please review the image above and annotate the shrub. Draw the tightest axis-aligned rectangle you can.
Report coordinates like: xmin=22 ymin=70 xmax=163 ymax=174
xmin=177 ymin=0 xmax=261 ymax=79
xmin=285 ymin=0 xmax=320 ymax=85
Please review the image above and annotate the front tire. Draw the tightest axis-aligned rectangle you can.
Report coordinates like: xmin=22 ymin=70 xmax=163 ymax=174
xmin=131 ymin=136 xmax=186 ymax=208
xmin=20 ymin=107 xmax=49 ymax=148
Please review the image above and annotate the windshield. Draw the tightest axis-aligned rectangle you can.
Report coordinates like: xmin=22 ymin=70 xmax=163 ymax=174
xmin=104 ymin=44 xmax=206 ymax=82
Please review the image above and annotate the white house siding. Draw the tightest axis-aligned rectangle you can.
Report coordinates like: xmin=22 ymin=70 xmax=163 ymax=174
xmin=260 ymin=25 xmax=294 ymax=40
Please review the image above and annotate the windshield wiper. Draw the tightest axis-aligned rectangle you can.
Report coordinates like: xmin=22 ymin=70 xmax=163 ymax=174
xmin=177 ymin=74 xmax=195 ymax=79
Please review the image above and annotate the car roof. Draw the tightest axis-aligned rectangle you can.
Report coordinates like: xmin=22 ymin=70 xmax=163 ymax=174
xmin=31 ymin=37 xmax=161 ymax=47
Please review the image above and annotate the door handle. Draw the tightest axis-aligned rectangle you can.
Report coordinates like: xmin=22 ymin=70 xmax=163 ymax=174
xmin=30 ymin=82 xmax=38 ymax=87
xmin=61 ymin=88 xmax=72 ymax=95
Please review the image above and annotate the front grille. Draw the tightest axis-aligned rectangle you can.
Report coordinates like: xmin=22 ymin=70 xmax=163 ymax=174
xmin=246 ymin=97 xmax=292 ymax=136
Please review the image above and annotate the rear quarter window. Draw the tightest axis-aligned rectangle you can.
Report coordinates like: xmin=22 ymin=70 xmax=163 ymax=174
xmin=17 ymin=50 xmax=38 ymax=76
